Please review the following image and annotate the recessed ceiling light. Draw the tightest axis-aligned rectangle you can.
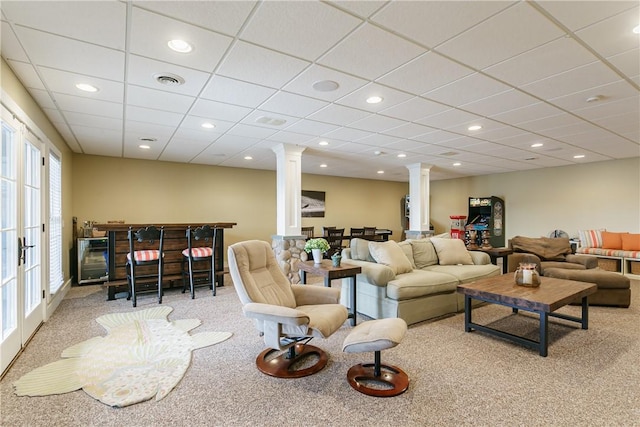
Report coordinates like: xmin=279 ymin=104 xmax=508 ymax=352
xmin=201 ymin=122 xmax=215 ymax=129
xmin=167 ymin=39 xmax=193 ymax=53
xmin=397 ymin=153 xmax=407 ymax=158
xmin=377 ymin=170 xmax=384 ymax=174
xmin=139 ymin=144 xmax=151 ymax=150
xmin=244 ymin=156 xmax=253 ymax=160
xmin=633 ymin=25 xmax=640 ymax=34
xmin=366 ymin=96 xmax=383 ymax=104
xmin=586 ymin=95 xmax=601 ymax=103
xmin=320 ymin=164 xmax=327 ymax=168
xmin=374 ymin=150 xmax=383 ymax=156
xmin=531 ymin=143 xmax=543 ymax=148
xmin=573 ymin=154 xmax=585 ymax=159
xmin=319 ymin=141 xmax=329 ymax=146
xmin=75 ymin=83 xmax=98 ymax=93
xmin=468 ymin=125 xmax=482 ymax=131
xmin=453 ymin=162 xmax=461 ymax=166
xmin=312 ymin=80 xmax=339 ymax=92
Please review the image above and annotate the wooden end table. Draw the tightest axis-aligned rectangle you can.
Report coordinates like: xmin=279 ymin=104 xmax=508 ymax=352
xmin=457 ymin=274 xmax=596 ymax=357
xmin=298 ymin=260 xmax=361 ymax=326
xmin=477 ymin=247 xmax=513 ymax=273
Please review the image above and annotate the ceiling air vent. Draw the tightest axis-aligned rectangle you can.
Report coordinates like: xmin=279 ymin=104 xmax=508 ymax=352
xmin=153 ymin=73 xmax=185 ymax=86
xmin=255 ymin=116 xmax=286 ymax=126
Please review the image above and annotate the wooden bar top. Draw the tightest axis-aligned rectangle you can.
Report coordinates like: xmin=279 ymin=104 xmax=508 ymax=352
xmin=94 ymin=222 xmax=237 ymax=231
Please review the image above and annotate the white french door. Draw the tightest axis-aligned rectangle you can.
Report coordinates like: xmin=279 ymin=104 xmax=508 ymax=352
xmin=1 ymin=106 xmax=44 ymax=374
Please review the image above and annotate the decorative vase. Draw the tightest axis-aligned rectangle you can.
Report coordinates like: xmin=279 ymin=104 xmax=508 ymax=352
xmin=331 ymin=253 xmax=342 ymax=267
xmin=311 ymin=248 xmax=323 ymax=264
xmin=514 ymin=263 xmax=540 ymax=287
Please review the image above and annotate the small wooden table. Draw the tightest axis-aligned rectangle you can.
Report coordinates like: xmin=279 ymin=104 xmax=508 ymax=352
xmin=477 ymin=247 xmax=513 ymax=273
xmin=299 ymin=260 xmax=361 ymax=326
xmin=457 ymin=274 xmax=596 ymax=357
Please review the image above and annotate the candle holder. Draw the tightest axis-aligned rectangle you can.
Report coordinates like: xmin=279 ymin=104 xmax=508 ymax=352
xmin=514 ymin=263 xmax=540 ymax=287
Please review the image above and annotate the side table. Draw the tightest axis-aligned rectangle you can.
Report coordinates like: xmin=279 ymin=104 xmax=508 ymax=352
xmin=298 ymin=260 xmax=361 ymax=326
xmin=477 ymin=247 xmax=513 ymax=274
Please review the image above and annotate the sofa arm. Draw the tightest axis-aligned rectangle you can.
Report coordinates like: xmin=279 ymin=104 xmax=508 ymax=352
xmin=566 ymin=254 xmax=598 ymax=269
xmin=507 ymin=253 xmax=542 ymax=273
xmin=468 ymin=251 xmax=491 ymax=265
xmin=341 ymin=259 xmax=396 ymax=287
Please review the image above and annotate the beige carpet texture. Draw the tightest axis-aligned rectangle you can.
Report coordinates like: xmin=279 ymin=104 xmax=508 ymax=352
xmin=1 ymin=276 xmax=639 ymax=426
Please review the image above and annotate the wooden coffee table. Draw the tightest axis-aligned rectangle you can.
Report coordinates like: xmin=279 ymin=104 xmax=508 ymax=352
xmin=457 ymin=274 xmax=597 ymax=357
xmin=299 ymin=260 xmax=361 ymax=326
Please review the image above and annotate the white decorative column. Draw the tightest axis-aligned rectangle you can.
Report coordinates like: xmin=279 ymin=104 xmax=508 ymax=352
xmin=271 ymin=144 xmax=308 ymax=283
xmin=406 ymin=163 xmax=433 ymax=240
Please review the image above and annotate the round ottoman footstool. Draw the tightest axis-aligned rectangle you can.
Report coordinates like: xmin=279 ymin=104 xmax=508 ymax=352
xmin=342 ymin=318 xmax=409 ymax=397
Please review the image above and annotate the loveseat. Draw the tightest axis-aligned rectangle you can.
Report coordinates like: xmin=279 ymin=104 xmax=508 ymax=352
xmin=341 ymin=237 xmax=501 ymax=325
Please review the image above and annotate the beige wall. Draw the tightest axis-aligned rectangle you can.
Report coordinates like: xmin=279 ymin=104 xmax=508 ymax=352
xmin=72 ymin=154 xmax=409 ymax=245
xmin=430 ymin=157 xmax=640 ymax=239
xmin=2 ymin=59 xmax=74 ymax=281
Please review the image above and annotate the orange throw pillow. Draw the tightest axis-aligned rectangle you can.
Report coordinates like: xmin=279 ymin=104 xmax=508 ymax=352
xmin=601 ymin=231 xmax=627 ymax=249
xmin=621 ymin=233 xmax=640 ymax=251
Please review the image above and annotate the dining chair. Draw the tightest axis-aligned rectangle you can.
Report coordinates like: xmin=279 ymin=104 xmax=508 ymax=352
xmin=326 ymin=228 xmax=345 ymax=257
xmin=126 ymin=226 xmax=164 ymax=308
xmin=363 ymin=226 xmax=377 ymax=236
xmin=301 ymin=226 xmax=315 ymax=240
xmin=322 ymin=226 xmax=336 ymax=237
xmin=181 ymin=225 xmax=217 ymax=299
xmin=350 ymin=227 xmax=364 ymax=237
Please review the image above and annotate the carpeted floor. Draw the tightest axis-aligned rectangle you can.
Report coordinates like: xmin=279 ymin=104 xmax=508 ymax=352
xmin=1 ymin=277 xmax=639 ymax=426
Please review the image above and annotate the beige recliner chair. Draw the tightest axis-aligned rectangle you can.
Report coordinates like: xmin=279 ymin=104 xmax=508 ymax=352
xmin=227 ymin=240 xmax=348 ymax=378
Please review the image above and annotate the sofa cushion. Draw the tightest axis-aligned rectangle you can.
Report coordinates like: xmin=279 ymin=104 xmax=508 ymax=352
xmin=601 ymin=231 xmax=628 ymax=249
xmin=578 ymin=229 xmax=604 ymax=248
xmin=386 ymin=270 xmax=458 ymax=300
xmin=510 ymin=236 xmax=571 ymax=261
xmin=368 ymin=241 xmax=413 ymax=275
xmin=430 ymin=237 xmax=473 ymax=265
xmin=410 ymin=239 xmax=439 ymax=268
xmin=349 ymin=238 xmax=375 ymax=262
xmin=621 ymin=233 xmax=640 ymax=251
xmin=424 ymin=264 xmax=500 ymax=283
xmin=398 ymin=240 xmax=416 ymax=268
xmin=540 ymin=261 xmax=586 ymax=272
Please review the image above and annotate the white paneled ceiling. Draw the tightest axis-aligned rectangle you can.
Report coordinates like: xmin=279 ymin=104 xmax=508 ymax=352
xmin=1 ymin=0 xmax=638 ymax=182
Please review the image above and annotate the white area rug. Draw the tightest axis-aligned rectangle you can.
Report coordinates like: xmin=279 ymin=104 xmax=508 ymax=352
xmin=13 ymin=306 xmax=232 ymax=407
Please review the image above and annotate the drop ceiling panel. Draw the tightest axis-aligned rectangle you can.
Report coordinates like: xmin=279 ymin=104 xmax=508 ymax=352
xmin=126 ymin=106 xmax=184 ymax=127
xmin=241 ymin=1 xmax=360 ymax=60
xmin=436 ymin=2 xmax=564 ymax=70
xmin=73 ymin=126 xmax=123 ymax=156
xmin=190 ymin=99 xmax=252 ymax=122
xmin=37 ymin=67 xmax=124 ymax=103
xmin=382 ymin=123 xmax=437 ymax=139
xmin=377 ymin=52 xmax=474 ymax=95
xmin=130 ymin=8 xmax=233 ymax=72
xmin=574 ymin=6 xmax=640 ymax=58
xmin=371 ymin=1 xmax=514 ymax=48
xmin=318 ymin=23 xmax=424 ymax=80
xmin=1 ymin=1 xmax=126 ymax=49
xmin=1 ymin=24 xmax=29 ymax=62
xmin=227 ymin=123 xmax=278 ymax=139
xmin=258 ymin=92 xmax=329 ymax=118
xmin=126 ymin=85 xmax=195 ymax=114
xmin=547 ymin=80 xmax=637 ymax=111
xmin=216 ymin=41 xmax=310 ymax=89
xmin=200 ymin=76 xmax=277 ymax=108
xmin=159 ymin=138 xmax=211 ymax=162
xmin=13 ymin=26 xmax=124 ymax=81
xmin=336 ymin=83 xmax=413 ymax=112
xmin=54 ymin=94 xmax=122 ymax=119
xmin=424 ymin=72 xmax=512 ymax=107
xmin=64 ymin=112 xmax=123 ymax=131
xmin=28 ymin=90 xmax=57 ymax=110
xmin=347 ymin=114 xmax=405 ymax=133
xmin=329 ymin=1 xmax=387 ymax=19
xmin=607 ymin=48 xmax=640 ymax=79
xmin=535 ymin=1 xmax=637 ymax=31
xmin=379 ymin=97 xmax=450 ymax=122
xmin=482 ymin=37 xmax=596 ymax=87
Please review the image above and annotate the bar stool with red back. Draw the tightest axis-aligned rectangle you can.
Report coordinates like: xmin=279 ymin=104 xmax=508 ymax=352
xmin=126 ymin=225 xmax=164 ymax=307
xmin=182 ymin=225 xmax=217 ymax=299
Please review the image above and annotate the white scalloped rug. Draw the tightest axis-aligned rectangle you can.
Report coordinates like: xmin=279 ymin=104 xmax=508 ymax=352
xmin=13 ymin=306 xmax=231 ymax=407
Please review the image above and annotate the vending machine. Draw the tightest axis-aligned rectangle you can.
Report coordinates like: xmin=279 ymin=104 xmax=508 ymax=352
xmin=450 ymin=215 xmax=467 ymax=239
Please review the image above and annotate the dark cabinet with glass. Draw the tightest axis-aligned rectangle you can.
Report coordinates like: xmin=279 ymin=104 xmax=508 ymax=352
xmin=77 ymin=237 xmax=108 ymax=284
xmin=467 ymin=196 xmax=505 ymax=248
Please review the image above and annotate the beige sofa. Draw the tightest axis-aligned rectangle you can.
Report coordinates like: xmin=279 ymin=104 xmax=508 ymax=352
xmin=341 ymin=237 xmax=501 ymax=325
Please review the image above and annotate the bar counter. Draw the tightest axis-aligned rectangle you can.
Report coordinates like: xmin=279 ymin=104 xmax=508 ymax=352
xmin=94 ymin=222 xmax=236 ymax=300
